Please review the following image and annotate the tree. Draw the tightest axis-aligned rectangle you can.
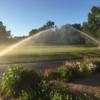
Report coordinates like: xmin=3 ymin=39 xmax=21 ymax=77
xmin=83 ymin=6 xmax=100 ymax=39
xmin=39 ymin=20 xmax=55 ymax=31
xmin=45 ymin=20 xmax=55 ymax=29
xmin=72 ymin=24 xmax=82 ymax=31
xmin=29 ymin=20 xmax=55 ymax=36
xmin=0 ymin=21 xmax=11 ymax=43
xmin=29 ymin=29 xmax=38 ymax=36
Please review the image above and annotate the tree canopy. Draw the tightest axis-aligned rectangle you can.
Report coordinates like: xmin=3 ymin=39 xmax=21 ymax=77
xmin=1 ymin=5 xmax=100 ymax=45
xmin=29 ymin=29 xmax=39 ymax=36
xmin=0 ymin=21 xmax=11 ymax=43
xmin=71 ymin=24 xmax=82 ymax=31
xmin=29 ymin=20 xmax=55 ymax=36
xmin=83 ymin=6 xmax=100 ymax=39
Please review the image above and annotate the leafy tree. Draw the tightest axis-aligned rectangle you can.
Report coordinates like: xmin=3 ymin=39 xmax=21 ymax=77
xmin=83 ymin=6 xmax=100 ymax=39
xmin=0 ymin=21 xmax=11 ymax=40
xmin=39 ymin=20 xmax=55 ymax=31
xmin=72 ymin=24 xmax=82 ymax=31
xmin=45 ymin=20 xmax=55 ymax=29
xmin=29 ymin=20 xmax=55 ymax=36
xmin=29 ymin=29 xmax=38 ymax=36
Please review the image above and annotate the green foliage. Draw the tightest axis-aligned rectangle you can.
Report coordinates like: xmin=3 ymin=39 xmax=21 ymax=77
xmin=79 ymin=61 xmax=95 ymax=77
xmin=37 ymin=79 xmax=52 ymax=100
xmin=0 ymin=21 xmax=11 ymax=44
xmin=0 ymin=64 xmax=41 ymax=98
xmin=0 ymin=64 xmax=99 ymax=100
xmin=93 ymin=61 xmax=100 ymax=72
xmin=57 ymin=66 xmax=79 ymax=81
xmin=50 ymin=87 xmax=68 ymax=100
xmin=54 ymin=60 xmax=97 ymax=82
xmin=0 ymin=21 xmax=11 ymax=38
xmin=29 ymin=29 xmax=39 ymax=36
xmin=83 ymin=6 xmax=100 ymax=39
xmin=0 ymin=64 xmax=53 ymax=99
xmin=39 ymin=20 xmax=55 ymax=31
xmin=57 ymin=66 xmax=67 ymax=79
xmin=72 ymin=24 xmax=82 ymax=31
xmin=19 ymin=90 xmax=35 ymax=100
xmin=29 ymin=20 xmax=55 ymax=36
xmin=50 ymin=85 xmax=96 ymax=100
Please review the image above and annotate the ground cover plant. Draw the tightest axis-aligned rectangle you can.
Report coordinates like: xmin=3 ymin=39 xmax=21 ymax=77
xmin=0 ymin=64 xmax=100 ymax=100
xmin=48 ymin=60 xmax=98 ymax=81
xmin=0 ymin=64 xmax=42 ymax=99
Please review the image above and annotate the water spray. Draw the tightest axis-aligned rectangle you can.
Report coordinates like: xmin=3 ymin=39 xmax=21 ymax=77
xmin=0 ymin=29 xmax=50 ymax=57
xmin=69 ymin=25 xmax=100 ymax=49
xmin=0 ymin=26 xmax=99 ymax=57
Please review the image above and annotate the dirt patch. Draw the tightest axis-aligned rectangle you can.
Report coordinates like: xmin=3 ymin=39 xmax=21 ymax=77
xmin=50 ymin=73 xmax=100 ymax=94
xmin=69 ymin=73 xmax=100 ymax=94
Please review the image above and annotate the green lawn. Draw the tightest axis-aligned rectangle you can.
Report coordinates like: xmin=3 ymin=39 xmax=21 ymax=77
xmin=4 ymin=45 xmax=99 ymax=55
xmin=0 ymin=45 xmax=100 ymax=64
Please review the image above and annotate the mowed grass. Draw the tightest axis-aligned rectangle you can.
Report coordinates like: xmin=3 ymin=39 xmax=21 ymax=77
xmin=5 ymin=45 xmax=99 ymax=55
xmin=0 ymin=45 xmax=100 ymax=63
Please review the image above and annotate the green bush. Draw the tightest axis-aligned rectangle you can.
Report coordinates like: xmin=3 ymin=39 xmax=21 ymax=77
xmin=50 ymin=85 xmax=95 ymax=100
xmin=93 ymin=61 xmax=100 ymax=73
xmin=19 ymin=90 xmax=35 ymax=100
xmin=57 ymin=66 xmax=79 ymax=81
xmin=0 ymin=64 xmax=53 ymax=100
xmin=54 ymin=60 xmax=97 ymax=81
xmin=0 ymin=64 xmax=99 ymax=100
xmin=0 ymin=64 xmax=41 ymax=98
xmin=37 ymin=79 xmax=53 ymax=100
xmin=50 ymin=86 xmax=72 ymax=100
xmin=79 ymin=61 xmax=95 ymax=77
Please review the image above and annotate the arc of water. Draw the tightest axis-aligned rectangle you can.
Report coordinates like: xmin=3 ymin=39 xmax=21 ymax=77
xmin=0 ymin=25 xmax=99 ymax=57
xmin=0 ymin=29 xmax=50 ymax=57
xmin=69 ymin=25 xmax=100 ymax=45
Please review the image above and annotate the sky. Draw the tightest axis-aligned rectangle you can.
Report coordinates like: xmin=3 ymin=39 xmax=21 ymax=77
xmin=0 ymin=0 xmax=100 ymax=36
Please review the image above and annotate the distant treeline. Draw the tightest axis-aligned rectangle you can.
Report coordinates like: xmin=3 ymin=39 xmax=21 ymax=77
xmin=0 ymin=5 xmax=100 ymax=45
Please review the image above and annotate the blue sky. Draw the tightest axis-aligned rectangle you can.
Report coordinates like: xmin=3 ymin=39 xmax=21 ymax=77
xmin=0 ymin=0 xmax=100 ymax=36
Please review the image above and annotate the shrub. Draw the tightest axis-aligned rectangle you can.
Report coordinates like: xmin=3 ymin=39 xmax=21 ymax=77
xmin=50 ymin=85 xmax=72 ymax=100
xmin=57 ymin=66 xmax=79 ymax=81
xmin=0 ymin=64 xmax=41 ymax=98
xmin=50 ymin=84 xmax=95 ymax=100
xmin=0 ymin=64 xmax=54 ymax=100
xmin=57 ymin=66 xmax=67 ymax=80
xmin=19 ymin=90 xmax=35 ymax=100
xmin=79 ymin=61 xmax=95 ymax=77
xmin=93 ymin=61 xmax=100 ymax=73
xmin=54 ymin=60 xmax=97 ymax=81
xmin=0 ymin=64 xmax=98 ymax=100
xmin=37 ymin=79 xmax=53 ymax=100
